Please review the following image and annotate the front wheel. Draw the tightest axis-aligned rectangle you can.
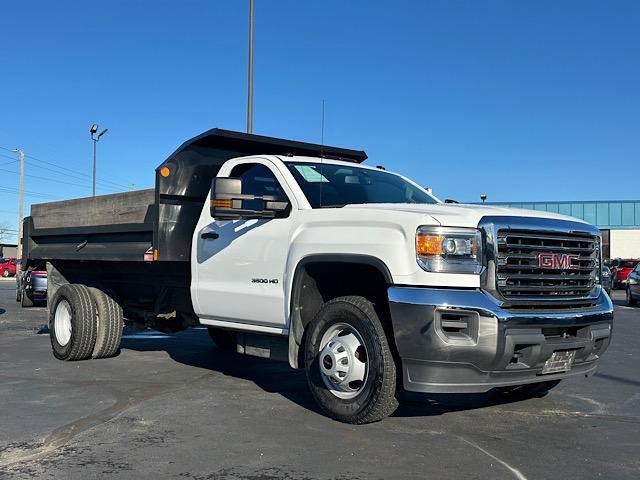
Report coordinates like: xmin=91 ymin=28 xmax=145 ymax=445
xmin=627 ymin=287 xmax=637 ymax=306
xmin=304 ymin=296 xmax=398 ymax=424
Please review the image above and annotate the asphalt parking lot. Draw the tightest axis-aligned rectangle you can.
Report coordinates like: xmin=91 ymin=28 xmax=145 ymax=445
xmin=0 ymin=278 xmax=638 ymax=480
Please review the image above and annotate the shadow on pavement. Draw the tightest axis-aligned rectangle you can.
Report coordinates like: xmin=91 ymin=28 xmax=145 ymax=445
xmin=120 ymin=327 xmax=324 ymax=415
xmin=121 ymin=327 xmax=537 ymax=419
xmin=594 ymin=372 xmax=640 ymax=387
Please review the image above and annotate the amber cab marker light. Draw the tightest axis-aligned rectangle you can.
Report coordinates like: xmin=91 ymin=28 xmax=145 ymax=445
xmin=160 ymin=166 xmax=171 ymax=177
xmin=416 ymin=234 xmax=444 ymax=256
xmin=213 ymin=199 xmax=233 ymax=208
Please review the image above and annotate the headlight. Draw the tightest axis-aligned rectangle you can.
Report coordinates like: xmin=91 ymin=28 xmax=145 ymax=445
xmin=416 ymin=226 xmax=483 ymax=274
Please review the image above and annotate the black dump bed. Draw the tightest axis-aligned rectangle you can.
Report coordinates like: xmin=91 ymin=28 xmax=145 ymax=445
xmin=23 ymin=128 xmax=367 ymax=266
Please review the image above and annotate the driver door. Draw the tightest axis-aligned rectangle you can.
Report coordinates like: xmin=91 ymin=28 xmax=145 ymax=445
xmin=193 ymin=160 xmax=294 ymax=330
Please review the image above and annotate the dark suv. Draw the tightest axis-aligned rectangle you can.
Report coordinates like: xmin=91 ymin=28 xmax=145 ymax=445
xmin=16 ymin=270 xmax=47 ymax=307
xmin=627 ymin=263 xmax=640 ymax=306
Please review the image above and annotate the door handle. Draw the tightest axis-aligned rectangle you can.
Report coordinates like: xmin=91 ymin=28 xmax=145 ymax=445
xmin=201 ymin=231 xmax=219 ymax=240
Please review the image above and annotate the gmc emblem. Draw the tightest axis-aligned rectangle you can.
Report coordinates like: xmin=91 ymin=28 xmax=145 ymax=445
xmin=538 ymin=252 xmax=580 ymax=270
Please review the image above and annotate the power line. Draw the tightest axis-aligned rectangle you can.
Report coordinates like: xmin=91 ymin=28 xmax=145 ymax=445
xmin=0 ymin=152 xmax=19 ymax=162
xmin=0 ymin=166 xmax=127 ymax=192
xmin=0 ymin=145 xmax=133 ymax=190
xmin=25 ymin=155 xmax=131 ymax=190
xmin=25 ymin=153 xmax=131 ymax=189
xmin=0 ymin=185 xmax=59 ymax=200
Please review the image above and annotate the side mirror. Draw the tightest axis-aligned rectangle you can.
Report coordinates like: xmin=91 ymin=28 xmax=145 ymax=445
xmin=210 ymin=177 xmax=289 ymax=220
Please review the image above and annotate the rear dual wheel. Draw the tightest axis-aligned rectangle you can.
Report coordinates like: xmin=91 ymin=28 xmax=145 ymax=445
xmin=88 ymin=287 xmax=124 ymax=359
xmin=49 ymin=284 xmax=123 ymax=361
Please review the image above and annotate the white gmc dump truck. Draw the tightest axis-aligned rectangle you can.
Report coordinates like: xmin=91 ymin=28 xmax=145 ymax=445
xmin=23 ymin=129 xmax=613 ymax=423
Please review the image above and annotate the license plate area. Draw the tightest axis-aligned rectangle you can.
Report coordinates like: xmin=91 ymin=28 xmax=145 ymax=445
xmin=541 ymin=350 xmax=577 ymax=374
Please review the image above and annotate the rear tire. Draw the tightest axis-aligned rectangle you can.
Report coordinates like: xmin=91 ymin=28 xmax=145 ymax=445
xmin=627 ymin=287 xmax=637 ymax=306
xmin=494 ymin=379 xmax=561 ymax=400
xmin=2 ymin=269 xmax=9 ymax=278
xmin=304 ymin=296 xmax=398 ymax=424
xmin=49 ymin=284 xmax=97 ymax=361
xmin=21 ymin=292 xmax=34 ymax=308
xmin=88 ymin=287 xmax=124 ymax=359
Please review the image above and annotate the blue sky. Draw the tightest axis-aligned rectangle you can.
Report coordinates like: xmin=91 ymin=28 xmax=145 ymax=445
xmin=1 ymin=0 xmax=639 ymax=243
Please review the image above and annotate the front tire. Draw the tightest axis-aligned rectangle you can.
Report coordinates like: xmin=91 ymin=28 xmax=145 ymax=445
xmin=627 ymin=287 xmax=637 ymax=306
xmin=49 ymin=284 xmax=97 ymax=361
xmin=304 ymin=296 xmax=398 ymax=424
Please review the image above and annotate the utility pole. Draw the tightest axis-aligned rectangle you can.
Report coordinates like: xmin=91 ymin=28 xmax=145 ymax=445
xmin=247 ymin=0 xmax=254 ymax=133
xmin=17 ymin=149 xmax=24 ymax=264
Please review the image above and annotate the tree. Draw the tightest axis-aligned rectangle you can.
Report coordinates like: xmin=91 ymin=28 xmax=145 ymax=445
xmin=0 ymin=222 xmax=13 ymax=244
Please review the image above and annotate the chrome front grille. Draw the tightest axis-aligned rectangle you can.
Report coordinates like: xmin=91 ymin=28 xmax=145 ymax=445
xmin=496 ymin=229 xmax=599 ymax=300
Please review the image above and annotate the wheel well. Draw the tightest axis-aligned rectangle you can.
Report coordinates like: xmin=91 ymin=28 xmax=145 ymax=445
xmin=289 ymin=259 xmax=392 ymax=368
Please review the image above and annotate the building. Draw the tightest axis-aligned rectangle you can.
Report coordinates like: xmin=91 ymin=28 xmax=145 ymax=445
xmin=486 ymin=200 xmax=640 ymax=260
xmin=0 ymin=243 xmax=18 ymax=258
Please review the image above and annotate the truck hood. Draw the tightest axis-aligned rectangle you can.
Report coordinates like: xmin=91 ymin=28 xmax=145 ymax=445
xmin=343 ymin=203 xmax=590 ymax=229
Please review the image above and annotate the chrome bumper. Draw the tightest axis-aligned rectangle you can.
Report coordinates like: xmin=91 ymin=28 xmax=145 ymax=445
xmin=388 ymin=287 xmax=613 ymax=393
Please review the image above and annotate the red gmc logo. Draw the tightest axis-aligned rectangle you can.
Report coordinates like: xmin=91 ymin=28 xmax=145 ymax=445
xmin=538 ymin=252 xmax=580 ymax=270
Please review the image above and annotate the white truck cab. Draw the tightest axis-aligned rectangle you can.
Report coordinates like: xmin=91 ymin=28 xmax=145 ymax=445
xmin=190 ymin=152 xmax=613 ymax=423
xmin=25 ymin=129 xmax=614 ymax=424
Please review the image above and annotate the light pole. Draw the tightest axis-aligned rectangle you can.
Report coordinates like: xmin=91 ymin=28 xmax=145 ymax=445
xmin=247 ymin=0 xmax=254 ymax=133
xmin=90 ymin=124 xmax=108 ymax=197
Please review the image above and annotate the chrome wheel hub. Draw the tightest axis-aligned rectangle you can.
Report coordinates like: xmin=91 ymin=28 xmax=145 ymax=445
xmin=319 ymin=323 xmax=368 ymax=399
xmin=54 ymin=299 xmax=73 ymax=347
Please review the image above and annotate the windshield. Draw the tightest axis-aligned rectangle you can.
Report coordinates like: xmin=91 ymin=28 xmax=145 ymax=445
xmin=285 ymin=162 xmax=438 ymax=208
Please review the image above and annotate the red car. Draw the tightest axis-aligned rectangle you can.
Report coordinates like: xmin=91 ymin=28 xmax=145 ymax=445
xmin=611 ymin=258 xmax=640 ymax=289
xmin=0 ymin=258 xmax=18 ymax=277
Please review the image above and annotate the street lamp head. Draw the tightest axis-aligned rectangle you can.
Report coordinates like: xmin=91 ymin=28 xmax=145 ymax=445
xmin=90 ymin=124 xmax=98 ymax=134
xmin=98 ymin=128 xmax=108 ymax=138
xmin=480 ymin=194 xmax=488 ymax=203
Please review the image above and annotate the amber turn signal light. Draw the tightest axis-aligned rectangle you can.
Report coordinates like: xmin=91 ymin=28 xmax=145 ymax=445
xmin=416 ymin=234 xmax=444 ymax=256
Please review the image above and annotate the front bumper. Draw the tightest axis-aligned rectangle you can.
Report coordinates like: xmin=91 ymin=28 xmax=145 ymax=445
xmin=388 ymin=287 xmax=613 ymax=393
